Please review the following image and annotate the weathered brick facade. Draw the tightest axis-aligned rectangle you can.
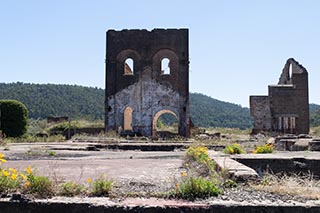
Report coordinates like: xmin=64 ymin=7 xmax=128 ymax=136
xmin=105 ymin=29 xmax=190 ymax=137
xmin=250 ymin=58 xmax=309 ymax=134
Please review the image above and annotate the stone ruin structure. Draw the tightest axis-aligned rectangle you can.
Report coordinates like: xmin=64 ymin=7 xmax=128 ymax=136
xmin=105 ymin=29 xmax=190 ymax=137
xmin=250 ymin=58 xmax=309 ymax=135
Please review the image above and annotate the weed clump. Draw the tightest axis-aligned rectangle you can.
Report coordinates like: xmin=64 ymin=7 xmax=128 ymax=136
xmin=174 ymin=176 xmax=221 ymax=200
xmin=171 ymin=144 xmax=224 ymax=200
xmin=89 ymin=176 xmax=113 ymax=197
xmin=0 ymin=154 xmax=54 ymax=198
xmin=60 ymin=182 xmax=85 ymax=196
xmin=223 ymin=143 xmax=245 ymax=154
xmin=253 ymin=144 xmax=273 ymax=154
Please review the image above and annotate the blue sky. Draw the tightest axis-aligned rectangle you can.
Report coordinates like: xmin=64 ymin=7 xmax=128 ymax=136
xmin=1 ymin=1 xmax=319 ymax=107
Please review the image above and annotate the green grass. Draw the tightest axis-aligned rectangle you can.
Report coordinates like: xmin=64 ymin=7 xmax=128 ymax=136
xmin=26 ymin=174 xmax=53 ymax=198
xmin=89 ymin=176 xmax=113 ymax=196
xmin=60 ymin=182 xmax=85 ymax=196
xmin=47 ymin=151 xmax=56 ymax=156
xmin=173 ymin=176 xmax=221 ymax=200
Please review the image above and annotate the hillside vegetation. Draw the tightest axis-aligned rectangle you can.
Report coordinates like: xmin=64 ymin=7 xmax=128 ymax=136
xmin=0 ymin=82 xmax=104 ymax=120
xmin=190 ymin=93 xmax=252 ymax=129
xmin=0 ymin=82 xmax=319 ymax=129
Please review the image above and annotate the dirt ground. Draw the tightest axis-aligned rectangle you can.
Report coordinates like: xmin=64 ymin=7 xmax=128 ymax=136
xmin=1 ymin=142 xmax=186 ymax=195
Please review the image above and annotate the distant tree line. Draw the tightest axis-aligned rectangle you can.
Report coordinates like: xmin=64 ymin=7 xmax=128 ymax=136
xmin=0 ymin=82 xmax=104 ymax=120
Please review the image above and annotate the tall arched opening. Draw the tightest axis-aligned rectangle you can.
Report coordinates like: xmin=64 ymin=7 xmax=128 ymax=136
xmin=123 ymin=107 xmax=133 ymax=130
xmin=152 ymin=109 xmax=179 ymax=138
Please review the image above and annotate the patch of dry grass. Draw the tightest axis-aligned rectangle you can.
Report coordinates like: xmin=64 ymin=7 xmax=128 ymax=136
xmin=310 ymin=126 xmax=320 ymax=137
xmin=252 ymin=173 xmax=320 ymax=199
xmin=205 ymin=128 xmax=251 ymax=136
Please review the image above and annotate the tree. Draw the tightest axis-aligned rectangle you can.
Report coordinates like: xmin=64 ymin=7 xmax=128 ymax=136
xmin=0 ymin=100 xmax=28 ymax=137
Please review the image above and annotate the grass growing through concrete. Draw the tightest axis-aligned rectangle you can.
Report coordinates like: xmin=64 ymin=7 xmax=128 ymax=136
xmin=60 ymin=182 xmax=86 ymax=196
xmin=171 ymin=144 xmax=233 ymax=200
xmin=174 ymin=176 xmax=221 ymax=200
xmin=252 ymin=173 xmax=320 ymax=199
xmin=89 ymin=176 xmax=113 ymax=197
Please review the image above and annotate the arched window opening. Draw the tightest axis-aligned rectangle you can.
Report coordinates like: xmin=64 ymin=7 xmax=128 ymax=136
xmin=289 ymin=63 xmax=293 ymax=79
xmin=124 ymin=58 xmax=134 ymax=75
xmin=123 ymin=107 xmax=133 ymax=130
xmin=152 ymin=110 xmax=178 ymax=138
xmin=161 ymin=58 xmax=170 ymax=75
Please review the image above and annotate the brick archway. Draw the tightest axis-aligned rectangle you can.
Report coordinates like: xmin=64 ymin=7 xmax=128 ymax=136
xmin=152 ymin=109 xmax=178 ymax=137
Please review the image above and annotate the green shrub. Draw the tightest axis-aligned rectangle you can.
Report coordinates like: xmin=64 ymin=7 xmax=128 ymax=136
xmin=60 ymin=182 xmax=85 ymax=196
xmin=174 ymin=177 xmax=221 ymax=200
xmin=253 ymin=144 xmax=273 ymax=154
xmin=90 ymin=176 xmax=113 ymax=196
xmin=0 ymin=100 xmax=28 ymax=137
xmin=223 ymin=143 xmax=245 ymax=155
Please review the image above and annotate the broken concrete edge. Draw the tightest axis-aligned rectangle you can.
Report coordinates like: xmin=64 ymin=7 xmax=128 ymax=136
xmin=231 ymin=152 xmax=320 ymax=160
xmin=60 ymin=141 xmax=224 ymax=152
xmin=231 ymin=153 xmax=320 ymax=178
xmin=210 ymin=155 xmax=259 ymax=181
xmin=0 ymin=197 xmax=319 ymax=213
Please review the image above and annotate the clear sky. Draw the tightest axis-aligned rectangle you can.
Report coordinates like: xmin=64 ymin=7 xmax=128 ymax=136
xmin=1 ymin=0 xmax=319 ymax=107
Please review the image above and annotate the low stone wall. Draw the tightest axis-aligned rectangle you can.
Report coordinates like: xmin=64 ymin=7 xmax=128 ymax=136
xmin=0 ymin=201 xmax=319 ymax=213
xmin=62 ymin=127 xmax=105 ymax=139
xmin=233 ymin=156 xmax=320 ymax=178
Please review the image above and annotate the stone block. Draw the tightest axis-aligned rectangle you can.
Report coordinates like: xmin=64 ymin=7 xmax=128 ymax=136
xmin=276 ymin=139 xmax=296 ymax=151
xmin=309 ymin=139 xmax=320 ymax=151
xmin=292 ymin=139 xmax=312 ymax=151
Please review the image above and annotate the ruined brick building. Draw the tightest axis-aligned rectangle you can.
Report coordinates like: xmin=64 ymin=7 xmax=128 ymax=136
xmin=250 ymin=58 xmax=309 ymax=134
xmin=105 ymin=29 xmax=190 ymax=137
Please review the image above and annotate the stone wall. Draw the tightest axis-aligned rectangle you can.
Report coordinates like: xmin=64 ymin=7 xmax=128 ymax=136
xmin=250 ymin=96 xmax=271 ymax=133
xmin=250 ymin=58 xmax=309 ymax=134
xmin=105 ymin=29 xmax=190 ymax=137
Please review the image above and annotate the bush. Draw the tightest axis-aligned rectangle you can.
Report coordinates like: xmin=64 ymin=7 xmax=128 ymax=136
xmin=0 ymin=100 xmax=28 ymax=137
xmin=253 ymin=144 xmax=273 ymax=154
xmin=223 ymin=143 xmax=245 ymax=154
xmin=174 ymin=176 xmax=221 ymax=200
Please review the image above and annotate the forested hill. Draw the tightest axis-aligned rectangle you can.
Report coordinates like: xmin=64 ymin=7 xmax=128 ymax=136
xmin=0 ymin=82 xmax=104 ymax=120
xmin=1 ymin=82 xmax=319 ymax=129
xmin=190 ymin=93 xmax=252 ymax=129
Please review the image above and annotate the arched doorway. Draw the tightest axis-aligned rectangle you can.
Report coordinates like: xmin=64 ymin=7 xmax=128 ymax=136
xmin=123 ymin=107 xmax=133 ymax=130
xmin=152 ymin=109 xmax=178 ymax=138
